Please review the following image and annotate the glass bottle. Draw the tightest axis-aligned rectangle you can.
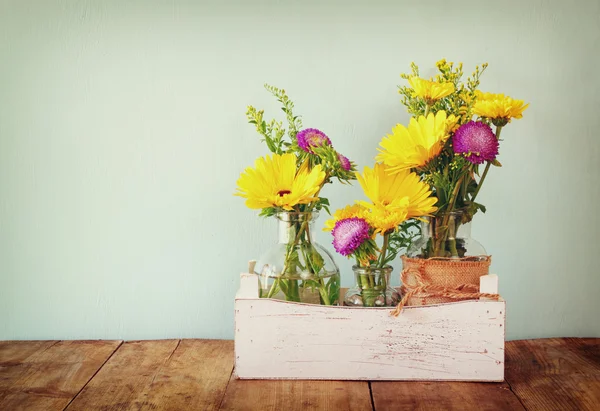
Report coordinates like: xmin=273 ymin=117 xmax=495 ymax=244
xmin=406 ymin=211 xmax=487 ymax=259
xmin=254 ymin=211 xmax=340 ymax=305
xmin=344 ymin=265 xmax=400 ymax=307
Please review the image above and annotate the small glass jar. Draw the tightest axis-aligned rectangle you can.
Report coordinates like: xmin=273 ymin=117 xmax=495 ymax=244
xmin=254 ymin=211 xmax=340 ymax=305
xmin=406 ymin=211 xmax=486 ymax=259
xmin=344 ymin=265 xmax=400 ymax=307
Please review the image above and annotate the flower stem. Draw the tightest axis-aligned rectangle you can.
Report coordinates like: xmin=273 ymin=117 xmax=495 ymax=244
xmin=434 ymin=174 xmax=464 ymax=257
xmin=471 ymin=126 xmax=503 ymax=203
xmin=266 ymin=217 xmax=309 ymax=299
xmin=377 ymin=232 xmax=390 ymax=268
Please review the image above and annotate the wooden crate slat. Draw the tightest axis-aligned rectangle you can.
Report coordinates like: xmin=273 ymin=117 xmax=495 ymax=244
xmin=505 ymin=338 xmax=600 ymax=411
xmin=0 ymin=340 xmax=121 ymax=411
xmin=371 ymin=381 xmax=525 ymax=411
xmin=235 ymin=272 xmax=505 ymax=381
xmin=66 ymin=339 xmax=234 ymax=411
xmin=220 ymin=378 xmax=372 ymax=411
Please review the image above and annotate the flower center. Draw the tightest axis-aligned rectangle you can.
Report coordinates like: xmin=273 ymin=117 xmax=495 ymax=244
xmin=308 ymin=134 xmax=325 ymax=146
xmin=277 ymin=190 xmax=291 ymax=197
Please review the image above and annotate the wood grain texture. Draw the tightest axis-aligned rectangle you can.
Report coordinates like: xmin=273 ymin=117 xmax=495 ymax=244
xmin=140 ymin=340 xmax=234 ymax=411
xmin=371 ymin=381 xmax=525 ymax=410
xmin=0 ymin=341 xmax=57 ymax=391
xmin=0 ymin=340 xmax=121 ymax=411
xmin=235 ymin=273 xmax=505 ymax=381
xmin=505 ymin=338 xmax=600 ymax=411
xmin=1 ymin=338 xmax=600 ymax=410
xmin=66 ymin=339 xmax=234 ymax=411
xmin=220 ymin=378 xmax=372 ymax=411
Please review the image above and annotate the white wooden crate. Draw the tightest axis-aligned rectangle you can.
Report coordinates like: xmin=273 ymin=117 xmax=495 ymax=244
xmin=234 ymin=271 xmax=505 ymax=381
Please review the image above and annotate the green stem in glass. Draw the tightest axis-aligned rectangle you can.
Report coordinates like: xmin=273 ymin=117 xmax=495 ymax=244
xmin=284 ymin=279 xmax=300 ymax=302
xmin=300 ymin=223 xmax=331 ymax=306
xmin=378 ymin=232 xmax=390 ymax=268
xmin=434 ymin=175 xmax=464 ymax=257
xmin=266 ymin=218 xmax=309 ymax=299
xmin=449 ymin=237 xmax=459 ymax=257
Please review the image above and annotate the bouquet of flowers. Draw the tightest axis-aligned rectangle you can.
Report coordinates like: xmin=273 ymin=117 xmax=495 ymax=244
xmin=235 ymin=85 xmax=356 ymax=305
xmin=377 ymin=60 xmax=529 ymax=259
xmin=325 ymin=163 xmax=436 ymax=306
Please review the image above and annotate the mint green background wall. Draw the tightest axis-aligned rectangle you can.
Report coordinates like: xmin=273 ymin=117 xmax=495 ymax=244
xmin=1 ymin=0 xmax=599 ymax=340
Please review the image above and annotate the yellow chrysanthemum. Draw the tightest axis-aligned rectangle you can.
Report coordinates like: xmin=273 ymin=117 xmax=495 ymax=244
xmin=235 ymin=153 xmax=325 ymax=210
xmin=356 ymin=163 xmax=437 ymax=220
xmin=473 ymin=91 xmax=529 ymax=123
xmin=376 ymin=111 xmax=450 ymax=172
xmin=323 ymin=204 xmax=368 ymax=231
xmin=365 ymin=200 xmax=409 ymax=235
xmin=408 ymin=77 xmax=455 ymax=103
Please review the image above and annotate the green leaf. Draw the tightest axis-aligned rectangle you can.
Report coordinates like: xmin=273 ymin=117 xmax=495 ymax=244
xmin=259 ymin=207 xmax=278 ymax=217
xmin=326 ymin=275 xmax=340 ymax=304
xmin=308 ymin=246 xmax=325 ymax=274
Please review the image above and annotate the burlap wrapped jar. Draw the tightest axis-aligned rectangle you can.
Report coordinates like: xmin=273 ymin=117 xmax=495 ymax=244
xmin=398 ymin=255 xmax=492 ymax=307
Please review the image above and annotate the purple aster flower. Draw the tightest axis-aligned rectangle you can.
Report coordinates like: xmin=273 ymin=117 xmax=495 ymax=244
xmin=332 ymin=218 xmax=370 ymax=256
xmin=296 ymin=128 xmax=331 ymax=153
xmin=337 ymin=153 xmax=352 ymax=171
xmin=453 ymin=121 xmax=499 ymax=165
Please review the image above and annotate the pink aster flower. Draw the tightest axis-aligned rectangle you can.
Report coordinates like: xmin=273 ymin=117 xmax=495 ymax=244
xmin=453 ymin=121 xmax=499 ymax=165
xmin=332 ymin=217 xmax=370 ymax=256
xmin=337 ymin=153 xmax=352 ymax=171
xmin=296 ymin=128 xmax=331 ymax=153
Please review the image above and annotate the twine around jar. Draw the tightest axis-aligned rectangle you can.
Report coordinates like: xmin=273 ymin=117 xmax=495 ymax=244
xmin=391 ymin=255 xmax=500 ymax=317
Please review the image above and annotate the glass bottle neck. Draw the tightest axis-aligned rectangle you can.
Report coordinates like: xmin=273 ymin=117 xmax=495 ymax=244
xmin=352 ymin=265 xmax=392 ymax=278
xmin=276 ymin=212 xmax=317 ymax=244
xmin=421 ymin=213 xmax=472 ymax=240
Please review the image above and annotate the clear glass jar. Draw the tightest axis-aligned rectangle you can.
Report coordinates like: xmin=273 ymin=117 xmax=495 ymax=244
xmin=344 ymin=265 xmax=400 ymax=307
xmin=406 ymin=211 xmax=486 ymax=259
xmin=254 ymin=211 xmax=340 ymax=305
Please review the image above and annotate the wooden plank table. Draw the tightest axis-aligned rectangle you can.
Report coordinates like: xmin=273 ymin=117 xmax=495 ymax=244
xmin=0 ymin=338 xmax=598 ymax=410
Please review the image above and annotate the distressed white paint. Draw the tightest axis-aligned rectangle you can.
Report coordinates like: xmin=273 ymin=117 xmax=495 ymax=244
xmin=235 ymin=273 xmax=505 ymax=381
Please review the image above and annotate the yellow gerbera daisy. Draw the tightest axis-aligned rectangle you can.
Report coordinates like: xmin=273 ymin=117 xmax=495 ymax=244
xmin=473 ymin=91 xmax=529 ymax=124
xmin=408 ymin=77 xmax=455 ymax=103
xmin=365 ymin=200 xmax=409 ymax=235
xmin=324 ymin=204 xmax=368 ymax=231
xmin=376 ymin=111 xmax=450 ymax=172
xmin=356 ymin=163 xmax=437 ymax=220
xmin=235 ymin=153 xmax=325 ymax=210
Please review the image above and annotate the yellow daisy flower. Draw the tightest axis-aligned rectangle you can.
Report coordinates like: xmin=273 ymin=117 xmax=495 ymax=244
xmin=235 ymin=153 xmax=325 ymax=210
xmin=365 ymin=201 xmax=409 ymax=235
xmin=356 ymin=163 xmax=437 ymax=219
xmin=376 ymin=111 xmax=450 ymax=172
xmin=408 ymin=77 xmax=455 ymax=103
xmin=324 ymin=204 xmax=368 ymax=231
xmin=473 ymin=91 xmax=529 ymax=124
xmin=355 ymin=163 xmax=437 ymax=234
